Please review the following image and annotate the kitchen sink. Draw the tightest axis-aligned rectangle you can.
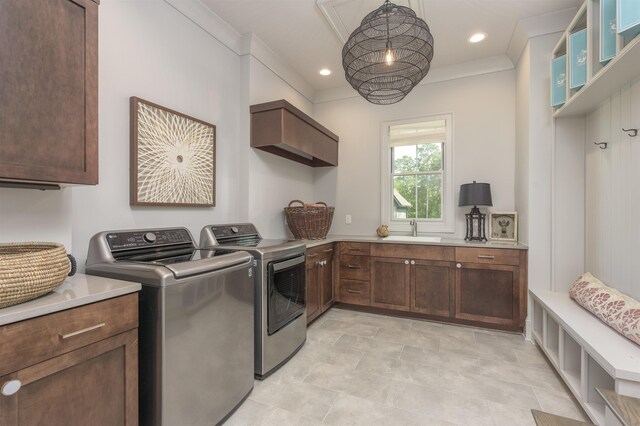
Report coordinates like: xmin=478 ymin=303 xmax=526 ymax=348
xmin=383 ymin=236 xmax=442 ymax=243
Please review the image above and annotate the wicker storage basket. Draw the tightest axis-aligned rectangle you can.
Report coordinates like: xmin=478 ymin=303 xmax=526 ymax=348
xmin=285 ymin=200 xmax=335 ymax=240
xmin=0 ymin=242 xmax=71 ymax=309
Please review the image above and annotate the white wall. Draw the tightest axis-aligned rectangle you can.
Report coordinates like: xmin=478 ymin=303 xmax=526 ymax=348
xmin=515 ymin=43 xmax=531 ymax=246
xmin=585 ymin=78 xmax=640 ymax=299
xmin=313 ymin=70 xmax=516 ymax=239
xmin=515 ymin=33 xmax=561 ymax=292
xmin=0 ymin=188 xmax=73 ymax=248
xmin=70 ymin=0 xmax=245 ymax=269
xmin=246 ymin=56 xmax=315 ymax=239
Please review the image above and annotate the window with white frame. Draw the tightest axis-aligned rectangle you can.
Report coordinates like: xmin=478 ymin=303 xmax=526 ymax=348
xmin=381 ymin=114 xmax=454 ymax=233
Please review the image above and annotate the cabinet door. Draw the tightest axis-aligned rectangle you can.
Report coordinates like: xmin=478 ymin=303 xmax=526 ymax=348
xmin=455 ymin=263 xmax=520 ymax=327
xmin=411 ymin=260 xmax=455 ymax=317
xmin=0 ymin=0 xmax=98 ymax=184
xmin=306 ymin=260 xmax=321 ymax=323
xmin=320 ymin=255 xmax=335 ymax=311
xmin=0 ymin=330 xmax=138 ymax=426
xmin=371 ymin=257 xmax=410 ymax=311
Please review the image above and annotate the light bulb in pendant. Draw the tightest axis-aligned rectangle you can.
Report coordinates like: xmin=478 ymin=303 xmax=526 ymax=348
xmin=385 ymin=40 xmax=395 ymax=66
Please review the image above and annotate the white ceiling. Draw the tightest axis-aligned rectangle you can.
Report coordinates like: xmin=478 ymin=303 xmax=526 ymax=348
xmin=201 ymin=0 xmax=582 ymax=92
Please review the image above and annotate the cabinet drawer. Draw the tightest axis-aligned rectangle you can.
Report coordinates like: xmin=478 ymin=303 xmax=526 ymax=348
xmin=306 ymin=243 xmax=335 ymax=265
xmin=455 ymin=247 xmax=521 ymax=266
xmin=339 ymin=280 xmax=370 ymax=306
xmin=339 ymin=242 xmax=370 ymax=256
xmin=339 ymin=255 xmax=370 ymax=280
xmin=0 ymin=294 xmax=138 ymax=376
xmin=371 ymin=243 xmax=454 ymax=261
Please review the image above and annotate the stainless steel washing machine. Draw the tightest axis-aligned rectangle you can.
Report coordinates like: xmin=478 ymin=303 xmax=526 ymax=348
xmin=86 ymin=227 xmax=254 ymax=425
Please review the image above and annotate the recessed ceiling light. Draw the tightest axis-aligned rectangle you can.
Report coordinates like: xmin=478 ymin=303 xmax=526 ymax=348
xmin=468 ymin=32 xmax=487 ymax=43
xmin=319 ymin=68 xmax=332 ymax=76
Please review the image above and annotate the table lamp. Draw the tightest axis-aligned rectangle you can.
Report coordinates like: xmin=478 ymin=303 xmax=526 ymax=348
xmin=459 ymin=181 xmax=492 ymax=241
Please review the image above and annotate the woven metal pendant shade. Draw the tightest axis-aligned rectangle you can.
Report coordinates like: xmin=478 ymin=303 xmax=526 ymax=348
xmin=342 ymin=1 xmax=434 ymax=105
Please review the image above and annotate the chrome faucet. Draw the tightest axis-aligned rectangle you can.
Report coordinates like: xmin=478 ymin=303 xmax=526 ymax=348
xmin=409 ymin=219 xmax=418 ymax=237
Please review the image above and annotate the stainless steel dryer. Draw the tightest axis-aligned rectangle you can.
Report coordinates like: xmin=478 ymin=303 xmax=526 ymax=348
xmin=86 ymin=228 xmax=254 ymax=426
xmin=199 ymin=224 xmax=307 ymax=379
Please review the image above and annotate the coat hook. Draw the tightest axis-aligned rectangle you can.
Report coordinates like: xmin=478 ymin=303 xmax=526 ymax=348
xmin=594 ymin=142 xmax=608 ymax=149
xmin=622 ymin=128 xmax=638 ymax=137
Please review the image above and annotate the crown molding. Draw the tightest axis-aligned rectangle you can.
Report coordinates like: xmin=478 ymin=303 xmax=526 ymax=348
xmin=163 ymin=0 xmax=243 ymax=54
xmin=316 ymin=0 xmax=425 ymax=44
xmin=313 ymin=54 xmax=514 ymax=104
xmin=507 ymin=7 xmax=578 ymax=64
xmin=242 ymin=34 xmax=317 ymax=102
xmin=163 ymin=0 xmax=316 ymax=102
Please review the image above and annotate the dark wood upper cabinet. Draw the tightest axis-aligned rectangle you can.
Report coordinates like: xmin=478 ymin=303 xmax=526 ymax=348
xmin=250 ymin=100 xmax=338 ymax=167
xmin=0 ymin=0 xmax=99 ymax=185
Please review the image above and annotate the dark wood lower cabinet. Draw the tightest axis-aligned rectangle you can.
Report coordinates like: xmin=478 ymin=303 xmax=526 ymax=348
xmin=411 ymin=260 xmax=455 ymax=317
xmin=455 ymin=263 xmax=520 ymax=327
xmin=306 ymin=244 xmax=335 ymax=323
xmin=0 ymin=295 xmax=139 ymax=426
xmin=0 ymin=330 xmax=138 ymax=426
xmin=370 ymin=257 xmax=410 ymax=311
xmin=306 ymin=260 xmax=321 ymax=322
xmin=320 ymin=255 xmax=335 ymax=311
xmin=337 ymin=243 xmax=528 ymax=332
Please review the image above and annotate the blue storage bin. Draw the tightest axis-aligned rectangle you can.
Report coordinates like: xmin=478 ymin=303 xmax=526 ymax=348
xmin=551 ymin=55 xmax=567 ymax=107
xmin=601 ymin=0 xmax=617 ymax=63
xmin=569 ymin=29 xmax=588 ymax=89
xmin=618 ymin=0 xmax=640 ymax=38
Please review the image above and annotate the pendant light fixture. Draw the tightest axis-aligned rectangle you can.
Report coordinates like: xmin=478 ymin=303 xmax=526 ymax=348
xmin=342 ymin=0 xmax=434 ymax=105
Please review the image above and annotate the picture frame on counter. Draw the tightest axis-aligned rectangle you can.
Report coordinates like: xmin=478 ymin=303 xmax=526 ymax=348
xmin=489 ymin=212 xmax=518 ymax=243
xmin=130 ymin=97 xmax=216 ymax=207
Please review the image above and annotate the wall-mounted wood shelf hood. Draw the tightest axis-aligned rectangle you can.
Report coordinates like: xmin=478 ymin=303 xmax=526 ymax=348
xmin=250 ymin=100 xmax=339 ymax=167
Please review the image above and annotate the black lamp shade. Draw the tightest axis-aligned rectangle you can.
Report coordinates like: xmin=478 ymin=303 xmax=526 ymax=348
xmin=458 ymin=182 xmax=492 ymax=207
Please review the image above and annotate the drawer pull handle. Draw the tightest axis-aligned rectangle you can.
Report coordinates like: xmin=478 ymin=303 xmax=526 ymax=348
xmin=477 ymin=255 xmax=495 ymax=259
xmin=322 ymin=249 xmax=334 ymax=253
xmin=347 ymin=289 xmax=362 ymax=294
xmin=307 ymin=254 xmax=319 ymax=258
xmin=347 ymin=264 xmax=361 ymax=269
xmin=404 ymin=260 xmax=409 ymax=265
xmin=456 ymin=263 xmax=462 ymax=269
xmin=59 ymin=323 xmax=106 ymax=340
xmin=1 ymin=380 xmax=21 ymax=396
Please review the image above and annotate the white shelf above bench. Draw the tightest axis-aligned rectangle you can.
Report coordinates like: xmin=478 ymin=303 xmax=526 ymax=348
xmin=530 ymin=288 xmax=640 ymax=425
xmin=554 ymin=34 xmax=640 ymax=118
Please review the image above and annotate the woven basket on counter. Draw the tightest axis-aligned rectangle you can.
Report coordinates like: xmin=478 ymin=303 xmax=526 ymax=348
xmin=0 ymin=242 xmax=72 ymax=309
xmin=285 ymin=200 xmax=335 ymax=240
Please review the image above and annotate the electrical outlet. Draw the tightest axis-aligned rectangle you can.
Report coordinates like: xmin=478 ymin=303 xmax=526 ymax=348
xmin=345 ymin=214 xmax=352 ymax=224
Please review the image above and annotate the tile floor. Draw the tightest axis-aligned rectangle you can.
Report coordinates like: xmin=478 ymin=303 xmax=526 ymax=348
xmin=225 ymin=308 xmax=589 ymax=425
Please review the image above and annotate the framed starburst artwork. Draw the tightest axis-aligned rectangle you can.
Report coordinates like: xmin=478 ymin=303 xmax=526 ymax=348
xmin=130 ymin=97 xmax=215 ymax=206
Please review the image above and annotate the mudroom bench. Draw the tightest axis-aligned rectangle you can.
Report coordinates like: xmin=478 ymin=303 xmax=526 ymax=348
xmin=530 ymin=288 xmax=640 ymax=425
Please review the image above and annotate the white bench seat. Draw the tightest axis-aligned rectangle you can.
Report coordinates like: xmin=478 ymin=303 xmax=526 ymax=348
xmin=530 ymin=289 xmax=640 ymax=425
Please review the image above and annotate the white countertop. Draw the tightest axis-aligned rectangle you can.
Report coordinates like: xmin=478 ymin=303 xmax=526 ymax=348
xmin=0 ymin=273 xmax=141 ymax=326
xmin=301 ymin=234 xmax=529 ymax=250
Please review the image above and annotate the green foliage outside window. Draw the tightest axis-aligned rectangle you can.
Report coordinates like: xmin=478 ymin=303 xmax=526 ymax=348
xmin=392 ymin=143 xmax=443 ymax=220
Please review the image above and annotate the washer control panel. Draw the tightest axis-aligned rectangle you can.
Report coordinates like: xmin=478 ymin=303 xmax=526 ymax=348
xmin=106 ymin=229 xmax=192 ymax=251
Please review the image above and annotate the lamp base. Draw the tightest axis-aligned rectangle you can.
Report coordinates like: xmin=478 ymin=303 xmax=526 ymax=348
xmin=464 ymin=206 xmax=487 ymax=242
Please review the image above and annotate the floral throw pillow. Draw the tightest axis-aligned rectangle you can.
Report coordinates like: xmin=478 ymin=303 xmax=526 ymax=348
xmin=569 ymin=272 xmax=640 ymax=346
